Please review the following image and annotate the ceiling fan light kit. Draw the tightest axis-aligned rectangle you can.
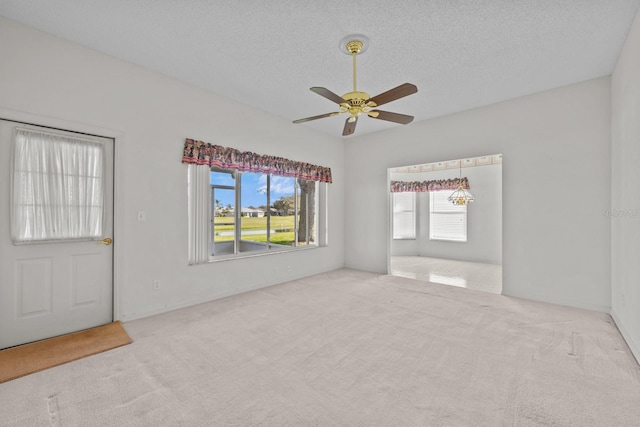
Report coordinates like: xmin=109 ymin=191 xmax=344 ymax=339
xmin=293 ymin=34 xmax=418 ymax=136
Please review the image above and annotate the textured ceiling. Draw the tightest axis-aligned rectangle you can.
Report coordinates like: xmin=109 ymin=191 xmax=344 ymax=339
xmin=1 ymin=1 xmax=639 ymax=137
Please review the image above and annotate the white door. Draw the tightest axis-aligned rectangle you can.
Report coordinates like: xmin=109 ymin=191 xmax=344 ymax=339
xmin=0 ymin=120 xmax=114 ymax=349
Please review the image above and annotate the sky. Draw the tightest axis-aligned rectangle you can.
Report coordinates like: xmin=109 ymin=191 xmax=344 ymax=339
xmin=210 ymin=171 xmax=294 ymax=209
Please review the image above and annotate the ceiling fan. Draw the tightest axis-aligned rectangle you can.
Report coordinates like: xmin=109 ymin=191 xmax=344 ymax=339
xmin=293 ymin=35 xmax=418 ymax=136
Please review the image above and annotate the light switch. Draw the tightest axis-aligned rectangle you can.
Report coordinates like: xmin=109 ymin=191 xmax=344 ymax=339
xmin=137 ymin=211 xmax=146 ymax=222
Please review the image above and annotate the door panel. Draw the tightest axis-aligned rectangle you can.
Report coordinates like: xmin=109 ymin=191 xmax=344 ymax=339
xmin=16 ymin=257 xmax=52 ymax=317
xmin=0 ymin=119 xmax=114 ymax=349
xmin=71 ymin=252 xmax=104 ymax=307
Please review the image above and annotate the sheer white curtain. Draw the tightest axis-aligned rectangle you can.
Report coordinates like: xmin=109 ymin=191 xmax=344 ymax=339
xmin=11 ymin=128 xmax=105 ymax=243
xmin=187 ymin=164 xmax=211 ymax=264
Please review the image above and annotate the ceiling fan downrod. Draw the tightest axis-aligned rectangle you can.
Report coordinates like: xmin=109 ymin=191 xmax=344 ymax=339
xmin=345 ymin=39 xmax=363 ymax=93
xmin=342 ymin=39 xmax=372 ymax=122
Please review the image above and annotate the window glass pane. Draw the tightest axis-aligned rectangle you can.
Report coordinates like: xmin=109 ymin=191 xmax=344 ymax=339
xmin=392 ymin=192 xmax=416 ymax=239
xmin=211 ymin=169 xmax=235 ymax=256
xmin=210 ymin=168 xmax=235 ymax=186
xmin=239 ymin=172 xmax=268 ymax=252
xmin=270 ymin=176 xmax=296 ymax=247
xmin=296 ymin=179 xmax=317 ymax=246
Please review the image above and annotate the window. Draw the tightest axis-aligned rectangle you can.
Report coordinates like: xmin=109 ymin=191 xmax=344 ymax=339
xmin=210 ymin=167 xmax=320 ymax=257
xmin=430 ymin=190 xmax=467 ymax=242
xmin=184 ymin=140 xmax=331 ymax=264
xmin=392 ymin=192 xmax=416 ymax=239
xmin=11 ymin=128 xmax=105 ymax=243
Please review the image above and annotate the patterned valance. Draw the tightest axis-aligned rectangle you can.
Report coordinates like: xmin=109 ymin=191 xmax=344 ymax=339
xmin=390 ymin=177 xmax=470 ymax=192
xmin=182 ymin=138 xmax=332 ymax=183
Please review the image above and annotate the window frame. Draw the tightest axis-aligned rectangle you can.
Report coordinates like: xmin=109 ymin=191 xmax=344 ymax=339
xmin=209 ymin=167 xmax=325 ymax=260
xmin=429 ymin=190 xmax=468 ymax=243
xmin=392 ymin=192 xmax=416 ymax=240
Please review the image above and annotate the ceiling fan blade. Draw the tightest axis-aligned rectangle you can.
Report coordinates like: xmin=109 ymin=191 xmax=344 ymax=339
xmin=293 ymin=112 xmax=341 ymax=124
xmin=310 ymin=87 xmax=346 ymax=104
xmin=369 ymin=83 xmax=417 ymax=107
xmin=342 ymin=117 xmax=358 ymax=136
xmin=368 ymin=110 xmax=414 ymax=124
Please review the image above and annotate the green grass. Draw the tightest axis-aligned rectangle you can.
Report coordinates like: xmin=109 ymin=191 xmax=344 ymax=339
xmin=214 ymin=215 xmax=296 ymax=244
xmin=241 ymin=232 xmax=295 ymax=245
xmin=213 ymin=215 xmax=294 ymax=231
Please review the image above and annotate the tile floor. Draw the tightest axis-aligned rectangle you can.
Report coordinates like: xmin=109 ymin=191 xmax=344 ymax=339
xmin=389 ymin=256 xmax=502 ymax=294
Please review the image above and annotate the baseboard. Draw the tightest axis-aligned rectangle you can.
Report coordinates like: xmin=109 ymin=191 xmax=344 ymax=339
xmin=117 ymin=267 xmax=326 ymax=323
xmin=501 ymin=289 xmax=611 ymax=313
xmin=119 ymin=280 xmax=278 ymax=322
xmin=610 ymin=309 xmax=640 ymax=365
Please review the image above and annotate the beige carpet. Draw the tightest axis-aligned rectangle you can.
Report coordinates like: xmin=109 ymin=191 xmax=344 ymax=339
xmin=0 ymin=321 xmax=132 ymax=384
xmin=0 ymin=269 xmax=639 ymax=426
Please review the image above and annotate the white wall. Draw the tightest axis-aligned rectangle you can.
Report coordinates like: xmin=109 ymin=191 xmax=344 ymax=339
xmin=345 ymin=78 xmax=612 ymax=312
xmin=611 ymin=9 xmax=640 ymax=362
xmin=0 ymin=17 xmax=344 ymax=321
xmin=390 ymin=163 xmax=502 ymax=265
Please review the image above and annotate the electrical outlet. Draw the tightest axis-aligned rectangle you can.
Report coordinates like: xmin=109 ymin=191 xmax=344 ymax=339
xmin=153 ymin=279 xmax=160 ymax=291
xmin=287 ymin=265 xmax=292 ymax=273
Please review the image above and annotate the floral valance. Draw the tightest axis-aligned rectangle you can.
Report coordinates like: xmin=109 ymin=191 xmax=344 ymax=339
xmin=182 ymin=138 xmax=332 ymax=183
xmin=390 ymin=177 xmax=470 ymax=192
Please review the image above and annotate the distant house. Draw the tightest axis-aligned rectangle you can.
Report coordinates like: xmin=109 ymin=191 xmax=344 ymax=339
xmin=214 ymin=207 xmax=267 ymax=217
xmin=214 ymin=207 xmax=235 ymax=217
xmin=241 ymin=207 xmax=265 ymax=218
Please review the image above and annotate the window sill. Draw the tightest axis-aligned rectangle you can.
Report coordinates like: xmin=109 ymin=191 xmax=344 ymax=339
xmin=428 ymin=238 xmax=467 ymax=243
xmin=206 ymin=243 xmax=321 ymax=263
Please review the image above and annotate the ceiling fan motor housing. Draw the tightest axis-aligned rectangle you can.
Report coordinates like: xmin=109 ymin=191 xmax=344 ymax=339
xmin=342 ymin=92 xmax=372 ymax=105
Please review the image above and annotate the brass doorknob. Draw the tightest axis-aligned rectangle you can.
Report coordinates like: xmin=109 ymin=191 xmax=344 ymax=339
xmin=101 ymin=237 xmax=113 ymax=246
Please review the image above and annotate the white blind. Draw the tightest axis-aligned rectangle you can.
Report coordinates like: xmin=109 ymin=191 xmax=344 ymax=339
xmin=11 ymin=128 xmax=105 ymax=243
xmin=392 ymin=192 xmax=416 ymax=239
xmin=430 ymin=190 xmax=467 ymax=242
xmin=187 ymin=164 xmax=212 ymax=264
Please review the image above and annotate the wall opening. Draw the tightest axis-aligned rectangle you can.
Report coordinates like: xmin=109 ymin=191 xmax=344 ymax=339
xmin=388 ymin=154 xmax=502 ymax=294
